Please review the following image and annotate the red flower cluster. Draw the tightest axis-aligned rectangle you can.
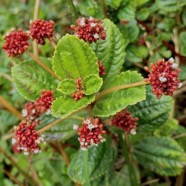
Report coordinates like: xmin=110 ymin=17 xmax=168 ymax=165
xmin=2 ymin=29 xmax=29 ymax=57
xmin=71 ymin=17 xmax=106 ymax=43
xmin=29 ymin=20 xmax=54 ymax=45
xmin=148 ymin=58 xmax=181 ymax=99
xmin=12 ymin=122 xmax=45 ymax=155
xmin=98 ymin=60 xmax=106 ymax=76
xmin=71 ymin=78 xmax=84 ymax=101
xmin=73 ymin=118 xmax=106 ymax=150
xmin=112 ymin=109 xmax=138 ymax=134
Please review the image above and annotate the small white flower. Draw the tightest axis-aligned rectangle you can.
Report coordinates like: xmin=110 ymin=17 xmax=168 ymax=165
xmin=80 ymin=141 xmax=85 ymax=146
xmin=45 ymin=109 xmax=51 ymax=115
xmin=84 ymin=119 xmax=91 ymax=125
xmin=89 ymin=16 xmax=94 ymax=20
xmin=159 ymin=76 xmax=167 ymax=83
xmin=178 ymin=82 xmax=183 ymax=88
xmin=81 ymin=138 xmax=85 ymax=142
xmin=130 ymin=129 xmax=136 ymax=135
xmin=80 ymin=18 xmax=85 ymax=26
xmin=88 ymin=124 xmax=95 ymax=130
xmin=81 ymin=147 xmax=87 ymax=151
xmin=32 ymin=109 xmax=36 ymax=114
xmin=169 ymin=57 xmax=174 ymax=63
xmin=34 ymin=149 xmax=40 ymax=154
xmin=90 ymin=23 xmax=96 ymax=27
xmin=100 ymin=138 xmax=106 ymax=143
xmin=73 ymin=124 xmax=79 ymax=130
xmin=171 ymin=63 xmax=178 ymax=69
xmin=22 ymin=109 xmax=28 ymax=117
xmin=93 ymin=33 xmax=99 ymax=39
xmin=24 ymin=151 xmax=29 ymax=155
xmin=12 ymin=138 xmax=16 ymax=144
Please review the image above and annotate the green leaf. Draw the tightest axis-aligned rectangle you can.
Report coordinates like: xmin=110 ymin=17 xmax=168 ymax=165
xmin=57 ymin=79 xmax=77 ymax=95
xmin=133 ymin=137 xmax=186 ymax=176
xmin=92 ymin=19 xmax=126 ymax=86
xmin=83 ymin=74 xmax=103 ymax=95
xmin=53 ymin=34 xmax=99 ymax=80
xmin=128 ymin=86 xmax=173 ymax=132
xmin=52 ymin=95 xmax=95 ymax=118
xmin=136 ymin=8 xmax=149 ymax=21
xmin=12 ymin=58 xmax=58 ymax=101
xmin=68 ymin=138 xmax=114 ymax=184
xmin=105 ymin=0 xmax=122 ymax=9
xmin=117 ymin=5 xmax=135 ymax=21
xmin=93 ymin=71 xmax=146 ymax=117
xmin=182 ymin=7 xmax=186 ymax=26
xmin=179 ymin=32 xmax=186 ymax=56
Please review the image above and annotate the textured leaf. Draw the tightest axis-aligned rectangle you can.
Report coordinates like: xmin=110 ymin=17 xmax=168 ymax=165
xmin=83 ymin=74 xmax=103 ymax=95
xmin=53 ymin=34 xmax=99 ymax=80
xmin=68 ymin=138 xmax=114 ymax=184
xmin=105 ymin=0 xmax=123 ymax=9
xmin=92 ymin=19 xmax=126 ymax=86
xmin=12 ymin=58 xmax=58 ymax=101
xmin=128 ymin=86 xmax=173 ymax=132
xmin=136 ymin=8 xmax=150 ymax=21
xmin=179 ymin=32 xmax=186 ymax=56
xmin=93 ymin=71 xmax=146 ymax=117
xmin=57 ymin=79 xmax=77 ymax=95
xmin=117 ymin=6 xmax=135 ymax=21
xmin=52 ymin=95 xmax=95 ymax=118
xmin=133 ymin=137 xmax=186 ymax=176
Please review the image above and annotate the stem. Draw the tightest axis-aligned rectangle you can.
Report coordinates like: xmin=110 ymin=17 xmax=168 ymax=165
xmin=118 ymin=134 xmax=139 ymax=186
xmin=101 ymin=0 xmax=108 ymax=18
xmin=0 ymin=147 xmax=39 ymax=186
xmin=50 ymin=40 xmax=57 ymax=49
xmin=68 ymin=0 xmax=78 ymax=22
xmin=1 ymin=73 xmax=14 ymax=82
xmin=0 ymin=96 xmax=23 ymax=120
xmin=84 ymin=150 xmax=91 ymax=186
xmin=33 ymin=0 xmax=40 ymax=56
xmin=95 ymin=81 xmax=149 ymax=102
xmin=26 ymin=51 xmax=60 ymax=80
xmin=57 ymin=142 xmax=70 ymax=166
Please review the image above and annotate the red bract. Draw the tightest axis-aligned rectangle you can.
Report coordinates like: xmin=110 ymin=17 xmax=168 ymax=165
xmin=72 ymin=78 xmax=84 ymax=101
xmin=35 ymin=90 xmax=55 ymax=115
xmin=112 ymin=109 xmax=138 ymax=135
xmin=98 ymin=60 xmax=106 ymax=76
xmin=71 ymin=17 xmax=106 ymax=43
xmin=148 ymin=58 xmax=181 ymax=99
xmin=74 ymin=118 xmax=106 ymax=150
xmin=12 ymin=121 xmax=45 ymax=155
xmin=30 ymin=20 xmax=54 ymax=45
xmin=2 ymin=29 xmax=29 ymax=57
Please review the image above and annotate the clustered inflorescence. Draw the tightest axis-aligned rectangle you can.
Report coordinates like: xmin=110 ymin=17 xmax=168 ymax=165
xmin=73 ymin=118 xmax=106 ymax=150
xmin=2 ymin=29 xmax=30 ymax=57
xmin=147 ymin=58 xmax=182 ymax=99
xmin=30 ymin=20 xmax=55 ymax=45
xmin=12 ymin=90 xmax=54 ymax=155
xmin=71 ymin=78 xmax=84 ymax=101
xmin=71 ymin=17 xmax=106 ymax=43
xmin=112 ymin=109 xmax=138 ymax=135
xmin=2 ymin=20 xmax=55 ymax=57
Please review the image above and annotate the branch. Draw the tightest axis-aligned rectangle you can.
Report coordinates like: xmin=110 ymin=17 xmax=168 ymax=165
xmin=57 ymin=142 xmax=70 ymax=166
xmin=101 ymin=0 xmax=108 ymax=18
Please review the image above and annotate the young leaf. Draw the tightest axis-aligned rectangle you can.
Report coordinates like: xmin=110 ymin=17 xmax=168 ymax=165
xmin=57 ymin=79 xmax=77 ymax=95
xmin=68 ymin=138 xmax=114 ymax=184
xmin=52 ymin=95 xmax=95 ymax=118
xmin=12 ymin=58 xmax=58 ymax=101
xmin=92 ymin=19 xmax=126 ymax=86
xmin=92 ymin=71 xmax=146 ymax=117
xmin=52 ymin=34 xmax=99 ymax=80
xmin=83 ymin=74 xmax=103 ymax=95
xmin=133 ymin=137 xmax=186 ymax=176
xmin=127 ymin=86 xmax=173 ymax=132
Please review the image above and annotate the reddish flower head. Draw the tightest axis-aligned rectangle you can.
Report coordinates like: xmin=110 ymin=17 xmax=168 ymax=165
xmin=71 ymin=78 xmax=84 ymax=101
xmin=35 ymin=90 xmax=55 ymax=115
xmin=71 ymin=17 xmax=106 ymax=43
xmin=112 ymin=109 xmax=138 ymax=135
xmin=74 ymin=118 xmax=106 ymax=150
xmin=12 ymin=121 xmax=45 ymax=155
xmin=30 ymin=20 xmax=54 ymax=45
xmin=2 ymin=29 xmax=29 ymax=57
xmin=148 ymin=58 xmax=181 ymax=99
xmin=98 ymin=60 xmax=106 ymax=76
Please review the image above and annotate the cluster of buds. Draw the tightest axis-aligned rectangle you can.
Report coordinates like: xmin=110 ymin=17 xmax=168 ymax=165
xmin=71 ymin=78 xmax=84 ymax=101
xmin=147 ymin=58 xmax=182 ymax=99
xmin=71 ymin=17 xmax=106 ymax=43
xmin=112 ymin=109 xmax=138 ymax=135
xmin=73 ymin=118 xmax=106 ymax=150
xmin=29 ymin=20 xmax=55 ymax=45
xmin=98 ymin=60 xmax=106 ymax=76
xmin=2 ymin=29 xmax=30 ymax=57
xmin=12 ymin=122 xmax=45 ymax=155
xmin=2 ymin=19 xmax=54 ymax=57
